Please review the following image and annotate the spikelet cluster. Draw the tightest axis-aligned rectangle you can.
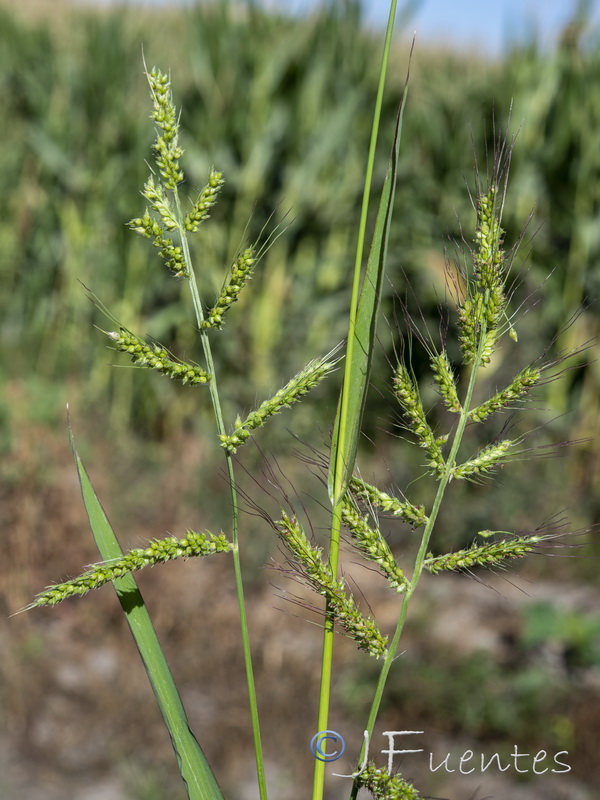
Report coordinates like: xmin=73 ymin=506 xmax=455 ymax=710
xmin=393 ymin=364 xmax=445 ymax=476
xmin=354 ymin=763 xmax=421 ymax=800
xmin=32 ymin=530 xmax=232 ymax=607
xmin=469 ymin=365 xmax=541 ymax=422
xmin=349 ymin=477 xmax=428 ymax=529
xmin=276 ymin=512 xmax=388 ymax=657
xmin=202 ymin=248 xmax=256 ymax=330
xmin=128 ymin=210 xmax=188 ymax=277
xmin=147 ymin=67 xmax=184 ymax=190
xmin=108 ymin=329 xmax=210 ymax=385
xmin=424 ymin=533 xmax=543 ymax=574
xmin=220 ymin=354 xmax=337 ymax=452
xmin=452 ymin=438 xmax=513 ymax=480
xmin=431 ymin=351 xmax=461 ymax=413
xmin=341 ymin=498 xmax=410 ymax=592
xmin=458 ymin=185 xmax=508 ymax=365
xmin=184 ymin=169 xmax=225 ymax=232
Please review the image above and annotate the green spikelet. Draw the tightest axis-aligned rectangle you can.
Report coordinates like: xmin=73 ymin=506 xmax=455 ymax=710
xmin=354 ymin=762 xmax=421 ymax=800
xmin=469 ymin=366 xmax=541 ymax=422
xmin=452 ymin=439 xmax=514 ymax=480
xmin=147 ymin=67 xmax=184 ymax=190
xmin=201 ymin=248 xmax=256 ymax=330
xmin=424 ymin=533 xmax=543 ymax=574
xmin=184 ymin=169 xmax=225 ymax=232
xmin=349 ymin=477 xmax=428 ymax=528
xmin=127 ymin=211 xmax=188 ymax=278
xmin=431 ymin=351 xmax=461 ymax=413
xmin=31 ymin=530 xmax=232 ymax=607
xmin=276 ymin=513 xmax=388 ymax=657
xmin=393 ymin=363 xmax=445 ymax=477
xmin=108 ymin=329 xmax=210 ymax=385
xmin=341 ymin=497 xmax=410 ymax=593
xmin=220 ymin=353 xmax=337 ymax=452
xmin=458 ymin=185 xmax=508 ymax=366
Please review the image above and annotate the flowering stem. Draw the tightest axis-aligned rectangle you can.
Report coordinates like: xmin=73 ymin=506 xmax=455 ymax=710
xmin=175 ymin=192 xmax=268 ymax=800
xmin=312 ymin=2 xmax=400 ymax=798
xmin=349 ymin=337 xmax=486 ymax=800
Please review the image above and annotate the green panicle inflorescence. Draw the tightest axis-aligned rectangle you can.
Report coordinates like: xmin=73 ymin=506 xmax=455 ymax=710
xmin=220 ymin=354 xmax=337 ymax=453
xmin=147 ymin=67 xmax=184 ymax=190
xmin=393 ymin=363 xmax=445 ymax=477
xmin=142 ymin=174 xmax=179 ymax=230
xmin=424 ymin=533 xmax=543 ymax=574
xmin=108 ymin=329 xmax=210 ymax=385
xmin=458 ymin=185 xmax=508 ymax=365
xmin=201 ymin=247 xmax=256 ymax=330
xmin=184 ymin=169 xmax=225 ymax=232
xmin=349 ymin=477 xmax=428 ymax=528
xmin=128 ymin=210 xmax=188 ymax=278
xmin=431 ymin=351 xmax=461 ymax=413
xmin=452 ymin=438 xmax=513 ymax=480
xmin=276 ymin=512 xmax=388 ymax=658
xmin=341 ymin=497 xmax=410 ymax=593
xmin=32 ymin=530 xmax=232 ymax=607
xmin=469 ymin=365 xmax=542 ymax=422
xmin=354 ymin=762 xmax=421 ymax=800
xmin=474 ymin=186 xmax=505 ymax=295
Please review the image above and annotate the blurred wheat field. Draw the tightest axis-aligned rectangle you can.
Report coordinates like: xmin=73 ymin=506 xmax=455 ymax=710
xmin=1 ymin=1 xmax=599 ymax=798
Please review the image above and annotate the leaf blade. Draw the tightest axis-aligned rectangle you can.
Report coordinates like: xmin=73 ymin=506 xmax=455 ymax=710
xmin=69 ymin=426 xmax=224 ymax=800
xmin=328 ymin=88 xmax=409 ymax=501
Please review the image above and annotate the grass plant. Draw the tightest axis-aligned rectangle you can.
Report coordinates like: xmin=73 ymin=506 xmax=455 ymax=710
xmin=21 ymin=2 xmax=591 ymax=799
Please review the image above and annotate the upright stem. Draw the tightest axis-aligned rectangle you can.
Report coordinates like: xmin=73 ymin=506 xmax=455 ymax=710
xmin=349 ymin=348 xmax=485 ymax=799
xmin=175 ymin=194 xmax=268 ymax=800
xmin=311 ymin=3 xmax=399 ymax=799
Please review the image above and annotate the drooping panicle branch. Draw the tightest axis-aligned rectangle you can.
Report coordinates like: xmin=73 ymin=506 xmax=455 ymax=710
xmin=31 ymin=530 xmax=232 ymax=607
xmin=430 ymin=350 xmax=461 ymax=413
xmin=128 ymin=211 xmax=188 ymax=277
xmin=452 ymin=438 xmax=514 ymax=480
xmin=220 ymin=353 xmax=339 ymax=453
xmin=393 ymin=363 xmax=445 ymax=476
xmin=276 ymin=512 xmax=388 ymax=658
xmin=424 ymin=533 xmax=544 ymax=574
xmin=340 ymin=496 xmax=410 ymax=593
xmin=107 ymin=328 xmax=210 ymax=385
xmin=349 ymin=476 xmax=428 ymax=528
xmin=469 ymin=365 xmax=542 ymax=422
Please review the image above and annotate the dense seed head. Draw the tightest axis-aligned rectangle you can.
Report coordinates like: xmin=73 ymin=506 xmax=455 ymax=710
xmin=349 ymin=477 xmax=428 ymax=528
xmin=185 ymin=169 xmax=225 ymax=232
xmin=147 ymin=67 xmax=184 ymax=190
xmin=276 ymin=512 xmax=388 ymax=657
xmin=393 ymin=363 xmax=445 ymax=477
xmin=108 ymin=329 xmax=210 ymax=385
xmin=424 ymin=533 xmax=543 ymax=574
xmin=341 ymin=497 xmax=410 ymax=593
xmin=431 ymin=350 xmax=461 ymax=413
xmin=354 ymin=762 xmax=421 ymax=799
xmin=32 ymin=530 xmax=232 ymax=607
xmin=458 ymin=184 xmax=509 ymax=365
xmin=220 ymin=353 xmax=337 ymax=452
xmin=127 ymin=211 xmax=189 ymax=277
xmin=452 ymin=438 xmax=514 ymax=480
xmin=142 ymin=175 xmax=179 ymax=231
xmin=469 ymin=365 xmax=542 ymax=422
xmin=202 ymin=247 xmax=256 ymax=330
